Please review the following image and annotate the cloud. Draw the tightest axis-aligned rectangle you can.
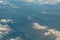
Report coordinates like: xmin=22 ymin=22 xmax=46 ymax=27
xmin=25 ymin=0 xmax=34 ymax=2
xmin=0 ymin=19 xmax=13 ymax=39
xmin=0 ymin=24 xmax=12 ymax=39
xmin=33 ymin=23 xmax=48 ymax=30
xmin=33 ymin=22 xmax=60 ymax=40
xmin=10 ymin=37 xmax=23 ymax=40
xmin=45 ymin=29 xmax=60 ymax=40
xmin=43 ymin=2 xmax=57 ymax=4
xmin=0 ymin=0 xmax=18 ymax=8
xmin=43 ymin=0 xmax=60 ymax=4
xmin=20 ymin=0 xmax=34 ymax=2
xmin=0 ymin=0 xmax=9 ymax=4
xmin=42 ymin=11 xmax=55 ymax=14
xmin=0 ymin=19 xmax=13 ymax=24
xmin=49 ymin=0 xmax=60 ymax=2
xmin=42 ymin=11 xmax=49 ymax=14
xmin=0 ymin=1 xmax=4 ymax=4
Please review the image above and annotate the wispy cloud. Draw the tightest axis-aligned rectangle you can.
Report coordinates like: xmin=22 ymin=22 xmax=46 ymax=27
xmin=20 ymin=0 xmax=35 ymax=2
xmin=10 ymin=37 xmax=23 ymax=40
xmin=20 ymin=0 xmax=60 ymax=4
xmin=42 ymin=11 xmax=54 ymax=14
xmin=43 ymin=0 xmax=60 ymax=4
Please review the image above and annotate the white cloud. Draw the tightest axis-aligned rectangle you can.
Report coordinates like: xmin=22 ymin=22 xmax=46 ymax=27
xmin=33 ymin=23 xmax=48 ymax=30
xmin=25 ymin=0 xmax=34 ymax=2
xmin=50 ymin=0 xmax=60 ymax=2
xmin=0 ymin=19 xmax=13 ymax=39
xmin=33 ymin=22 xmax=60 ymax=40
xmin=45 ymin=29 xmax=60 ymax=40
xmin=0 ymin=1 xmax=4 ymax=4
xmin=21 ymin=0 xmax=34 ymax=2
xmin=0 ymin=19 xmax=13 ymax=23
xmin=0 ymin=0 xmax=9 ymax=4
xmin=43 ymin=0 xmax=60 ymax=4
xmin=42 ymin=11 xmax=48 ymax=14
xmin=10 ymin=37 xmax=23 ymax=40
xmin=42 ymin=11 xmax=55 ymax=14
xmin=43 ymin=2 xmax=57 ymax=4
xmin=0 ymin=24 xmax=12 ymax=39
